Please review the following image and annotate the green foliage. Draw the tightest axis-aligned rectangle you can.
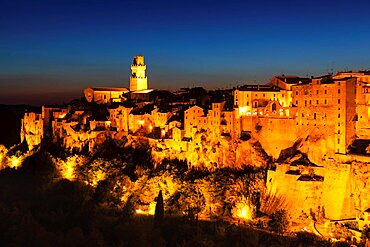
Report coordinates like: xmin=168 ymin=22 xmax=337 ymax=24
xmin=268 ymin=209 xmax=289 ymax=233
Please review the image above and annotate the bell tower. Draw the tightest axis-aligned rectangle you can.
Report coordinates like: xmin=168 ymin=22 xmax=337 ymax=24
xmin=130 ymin=55 xmax=148 ymax=91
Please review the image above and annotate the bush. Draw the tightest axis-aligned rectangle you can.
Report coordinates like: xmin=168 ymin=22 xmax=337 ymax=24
xmin=268 ymin=209 xmax=289 ymax=233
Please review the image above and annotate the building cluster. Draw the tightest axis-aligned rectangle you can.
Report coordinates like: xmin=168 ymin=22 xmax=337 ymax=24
xmin=21 ymin=56 xmax=370 ymax=157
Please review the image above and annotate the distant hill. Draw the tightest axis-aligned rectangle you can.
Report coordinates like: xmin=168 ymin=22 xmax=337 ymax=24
xmin=0 ymin=105 xmax=41 ymax=148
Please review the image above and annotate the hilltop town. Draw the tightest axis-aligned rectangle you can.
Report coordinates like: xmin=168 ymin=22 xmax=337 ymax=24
xmin=20 ymin=56 xmax=370 ymax=238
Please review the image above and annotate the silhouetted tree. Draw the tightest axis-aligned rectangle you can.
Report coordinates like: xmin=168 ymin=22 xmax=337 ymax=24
xmin=154 ymin=190 xmax=164 ymax=227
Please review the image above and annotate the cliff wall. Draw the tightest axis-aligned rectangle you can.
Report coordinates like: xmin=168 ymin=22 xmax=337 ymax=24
xmin=267 ymin=157 xmax=370 ymax=220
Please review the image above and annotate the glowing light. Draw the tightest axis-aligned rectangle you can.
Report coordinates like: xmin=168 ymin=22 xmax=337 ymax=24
xmin=135 ymin=204 xmax=155 ymax=215
xmin=232 ymin=198 xmax=253 ymax=220
xmin=149 ymin=125 xmax=153 ymax=131
xmin=138 ymin=120 xmax=144 ymax=126
xmin=239 ymin=106 xmax=247 ymax=116
xmin=9 ymin=156 xmax=23 ymax=169
xmin=161 ymin=129 xmax=166 ymax=137
xmin=135 ymin=209 xmax=145 ymax=214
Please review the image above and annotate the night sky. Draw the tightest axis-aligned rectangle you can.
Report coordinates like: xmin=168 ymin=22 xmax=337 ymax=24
xmin=1 ymin=0 xmax=370 ymax=105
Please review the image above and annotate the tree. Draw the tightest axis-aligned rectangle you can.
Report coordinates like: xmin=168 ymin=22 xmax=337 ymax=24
xmin=268 ymin=209 xmax=289 ymax=233
xmin=154 ymin=190 xmax=164 ymax=227
xmin=361 ymin=225 xmax=370 ymax=241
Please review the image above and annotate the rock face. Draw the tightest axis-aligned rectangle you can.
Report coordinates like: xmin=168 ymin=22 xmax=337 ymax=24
xmin=151 ymin=131 xmax=270 ymax=170
xmin=267 ymin=154 xmax=370 ymax=221
xmin=20 ymin=112 xmax=43 ymax=150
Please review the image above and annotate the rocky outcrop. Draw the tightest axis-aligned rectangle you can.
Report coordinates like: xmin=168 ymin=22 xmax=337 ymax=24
xmin=21 ymin=113 xmax=43 ymax=150
xmin=151 ymin=131 xmax=270 ymax=170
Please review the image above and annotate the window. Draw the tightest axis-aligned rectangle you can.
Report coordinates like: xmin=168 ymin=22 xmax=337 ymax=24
xmin=296 ymin=100 xmax=298 ymax=105
xmin=316 ymin=90 xmax=319 ymax=94
xmin=338 ymin=99 xmax=340 ymax=104
xmin=316 ymin=100 xmax=319 ymax=104
xmin=296 ymin=91 xmax=298 ymax=95
xmin=325 ymin=90 xmax=327 ymax=94
xmin=338 ymin=114 xmax=341 ymax=118
xmin=338 ymin=89 xmax=341 ymax=94
xmin=338 ymin=122 xmax=340 ymax=126
xmin=338 ymin=139 xmax=340 ymax=144
xmin=314 ymin=113 xmax=316 ymax=119
xmin=325 ymin=99 xmax=327 ymax=104
xmin=338 ymin=130 xmax=340 ymax=134
xmin=338 ymin=81 xmax=341 ymax=86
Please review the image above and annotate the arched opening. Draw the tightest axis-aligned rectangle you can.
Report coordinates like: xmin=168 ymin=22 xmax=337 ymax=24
xmin=271 ymin=103 xmax=277 ymax=112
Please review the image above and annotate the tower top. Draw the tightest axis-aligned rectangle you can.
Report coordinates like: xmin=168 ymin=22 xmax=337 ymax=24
xmin=130 ymin=55 xmax=148 ymax=91
xmin=133 ymin=56 xmax=145 ymax=66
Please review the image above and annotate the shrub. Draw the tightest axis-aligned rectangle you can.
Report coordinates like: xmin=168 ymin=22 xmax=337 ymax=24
xmin=268 ymin=209 xmax=289 ymax=233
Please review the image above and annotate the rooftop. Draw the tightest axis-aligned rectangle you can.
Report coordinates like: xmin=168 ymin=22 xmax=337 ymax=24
xmin=238 ymin=85 xmax=280 ymax=92
xmin=275 ymin=76 xmax=311 ymax=84
xmin=90 ymin=87 xmax=129 ymax=92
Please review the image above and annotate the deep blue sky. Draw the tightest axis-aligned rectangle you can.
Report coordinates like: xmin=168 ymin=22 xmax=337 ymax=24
xmin=1 ymin=0 xmax=370 ymax=105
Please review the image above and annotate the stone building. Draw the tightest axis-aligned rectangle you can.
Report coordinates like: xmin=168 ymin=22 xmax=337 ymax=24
xmin=292 ymin=76 xmax=357 ymax=154
xmin=84 ymin=87 xmax=129 ymax=104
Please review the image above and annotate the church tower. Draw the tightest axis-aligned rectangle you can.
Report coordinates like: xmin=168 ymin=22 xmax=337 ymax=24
xmin=130 ymin=56 xmax=148 ymax=91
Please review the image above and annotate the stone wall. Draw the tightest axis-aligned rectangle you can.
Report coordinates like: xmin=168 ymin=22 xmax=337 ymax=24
xmin=267 ymin=157 xmax=370 ymax=220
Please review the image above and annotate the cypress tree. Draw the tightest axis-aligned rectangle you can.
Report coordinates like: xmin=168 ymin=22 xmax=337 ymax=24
xmin=154 ymin=190 xmax=164 ymax=227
